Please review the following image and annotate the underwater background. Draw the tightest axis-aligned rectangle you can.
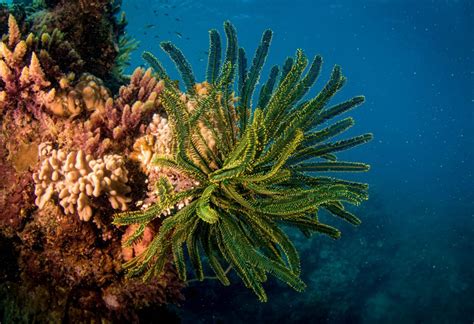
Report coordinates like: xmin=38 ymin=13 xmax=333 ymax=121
xmin=122 ymin=0 xmax=473 ymax=323
xmin=0 ymin=0 xmax=471 ymax=323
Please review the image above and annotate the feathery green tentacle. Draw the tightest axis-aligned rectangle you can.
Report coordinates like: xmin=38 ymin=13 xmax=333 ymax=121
xmin=117 ymin=21 xmax=372 ymax=302
xmin=206 ymin=29 xmax=222 ymax=84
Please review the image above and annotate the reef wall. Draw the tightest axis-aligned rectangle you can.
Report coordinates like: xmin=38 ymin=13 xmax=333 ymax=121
xmin=0 ymin=2 xmax=184 ymax=322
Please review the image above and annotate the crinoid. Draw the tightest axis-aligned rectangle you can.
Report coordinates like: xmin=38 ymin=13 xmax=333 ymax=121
xmin=114 ymin=21 xmax=373 ymax=302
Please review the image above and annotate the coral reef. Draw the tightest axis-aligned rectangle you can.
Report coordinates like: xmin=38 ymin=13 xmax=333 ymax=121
xmin=1 ymin=0 xmax=135 ymax=91
xmin=0 ymin=201 xmax=184 ymax=322
xmin=0 ymin=16 xmax=55 ymax=118
xmin=0 ymin=4 xmax=183 ymax=322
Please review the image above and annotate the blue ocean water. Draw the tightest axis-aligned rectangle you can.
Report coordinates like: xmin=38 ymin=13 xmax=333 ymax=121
xmin=123 ymin=0 xmax=472 ymax=322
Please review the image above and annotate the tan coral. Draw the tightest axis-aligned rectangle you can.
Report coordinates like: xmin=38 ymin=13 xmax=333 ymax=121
xmin=194 ymin=81 xmax=210 ymax=96
xmin=33 ymin=143 xmax=132 ymax=221
xmin=8 ymin=14 xmax=21 ymax=48
xmin=132 ymin=113 xmax=196 ymax=211
xmin=41 ymin=74 xmax=110 ymax=118
xmin=129 ymin=135 xmax=155 ymax=172
xmin=0 ymin=15 xmax=84 ymax=121
xmin=147 ymin=113 xmax=173 ymax=155
xmin=180 ymin=82 xmax=225 ymax=163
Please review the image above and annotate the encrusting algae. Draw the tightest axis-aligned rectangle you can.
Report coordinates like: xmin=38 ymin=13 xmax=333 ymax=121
xmin=0 ymin=1 xmax=372 ymax=321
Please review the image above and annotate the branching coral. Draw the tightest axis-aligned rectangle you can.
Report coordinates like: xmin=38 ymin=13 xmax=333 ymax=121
xmin=0 ymin=0 xmax=374 ymax=317
xmin=109 ymin=67 xmax=164 ymax=142
xmin=0 ymin=2 xmax=30 ymax=37
xmin=114 ymin=22 xmax=372 ymax=301
xmin=33 ymin=143 xmax=131 ymax=221
xmin=56 ymin=67 xmax=165 ymax=156
xmin=0 ymin=15 xmax=83 ymax=119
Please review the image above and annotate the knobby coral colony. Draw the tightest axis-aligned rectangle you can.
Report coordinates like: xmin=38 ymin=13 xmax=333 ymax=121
xmin=114 ymin=22 xmax=373 ymax=302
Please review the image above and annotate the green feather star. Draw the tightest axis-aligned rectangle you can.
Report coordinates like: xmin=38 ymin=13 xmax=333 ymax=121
xmin=114 ymin=21 xmax=372 ymax=302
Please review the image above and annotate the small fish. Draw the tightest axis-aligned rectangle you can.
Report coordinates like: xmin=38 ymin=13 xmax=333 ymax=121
xmin=175 ymin=18 xmax=181 ymax=22
xmin=164 ymin=13 xmax=169 ymax=16
xmin=145 ymin=24 xmax=155 ymax=29
xmin=175 ymin=32 xmax=182 ymax=38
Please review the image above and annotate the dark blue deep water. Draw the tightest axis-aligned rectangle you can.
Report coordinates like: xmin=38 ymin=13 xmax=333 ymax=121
xmin=122 ymin=1 xmax=473 ymax=323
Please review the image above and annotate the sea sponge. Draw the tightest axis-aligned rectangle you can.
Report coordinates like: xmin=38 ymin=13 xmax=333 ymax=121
xmin=33 ymin=143 xmax=131 ymax=221
xmin=0 ymin=140 xmax=35 ymax=236
xmin=121 ymin=224 xmax=156 ymax=262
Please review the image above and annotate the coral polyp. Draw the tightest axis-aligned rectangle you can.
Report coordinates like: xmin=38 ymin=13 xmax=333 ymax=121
xmin=114 ymin=21 xmax=372 ymax=302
